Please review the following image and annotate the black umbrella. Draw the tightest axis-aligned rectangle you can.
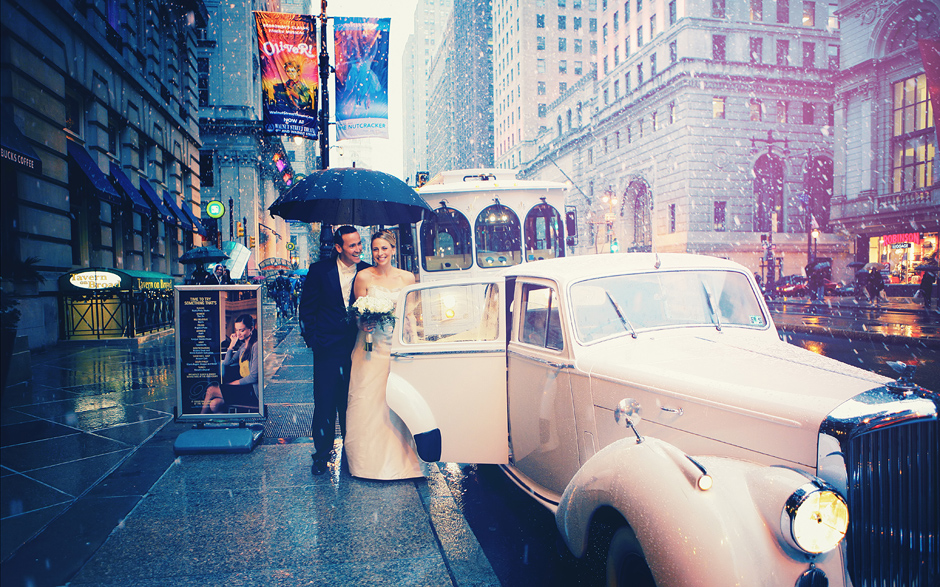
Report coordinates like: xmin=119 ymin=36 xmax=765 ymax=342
xmin=847 ymin=261 xmax=867 ymax=269
xmin=914 ymin=264 xmax=939 ymax=273
xmin=268 ymin=167 xmax=431 ymax=225
xmin=179 ymin=246 xmax=229 ymax=265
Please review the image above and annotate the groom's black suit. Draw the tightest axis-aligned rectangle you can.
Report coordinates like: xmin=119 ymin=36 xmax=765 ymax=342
xmin=299 ymin=255 xmax=370 ymax=463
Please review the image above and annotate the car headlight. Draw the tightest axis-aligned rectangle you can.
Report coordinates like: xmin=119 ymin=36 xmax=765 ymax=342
xmin=782 ymin=482 xmax=849 ymax=555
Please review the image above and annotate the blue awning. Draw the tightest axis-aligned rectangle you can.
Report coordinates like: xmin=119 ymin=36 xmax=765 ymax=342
xmin=137 ymin=178 xmax=176 ymax=224
xmin=67 ymin=142 xmax=122 ymax=205
xmin=180 ymin=202 xmax=207 ymax=236
xmin=107 ymin=162 xmax=151 ymax=215
xmin=163 ymin=190 xmax=194 ymax=232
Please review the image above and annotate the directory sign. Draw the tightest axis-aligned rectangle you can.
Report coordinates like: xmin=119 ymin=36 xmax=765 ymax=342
xmin=174 ymin=286 xmax=264 ymax=421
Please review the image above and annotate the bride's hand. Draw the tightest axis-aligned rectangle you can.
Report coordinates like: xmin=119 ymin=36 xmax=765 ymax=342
xmin=360 ymin=320 xmax=376 ymax=332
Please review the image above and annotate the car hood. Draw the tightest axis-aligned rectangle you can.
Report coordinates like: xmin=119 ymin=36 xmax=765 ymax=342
xmin=580 ymin=329 xmax=890 ymax=468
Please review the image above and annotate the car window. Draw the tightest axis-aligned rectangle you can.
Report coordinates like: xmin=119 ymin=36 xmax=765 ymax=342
xmin=520 ymin=284 xmax=563 ymax=351
xmin=401 ymin=283 xmax=500 ymax=344
xmin=570 ymin=270 xmax=766 ymax=342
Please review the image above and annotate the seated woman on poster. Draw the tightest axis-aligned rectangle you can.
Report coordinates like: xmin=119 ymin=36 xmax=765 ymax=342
xmin=201 ymin=314 xmax=259 ymax=414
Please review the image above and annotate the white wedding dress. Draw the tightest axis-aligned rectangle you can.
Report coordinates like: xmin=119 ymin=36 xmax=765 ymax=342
xmin=345 ymin=286 xmax=424 ymax=480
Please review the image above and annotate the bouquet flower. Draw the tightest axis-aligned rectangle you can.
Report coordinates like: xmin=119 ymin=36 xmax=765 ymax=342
xmin=349 ymin=295 xmax=396 ymax=351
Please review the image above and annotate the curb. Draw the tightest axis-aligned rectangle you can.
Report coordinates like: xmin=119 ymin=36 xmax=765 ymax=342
xmin=775 ymin=322 xmax=940 ymax=349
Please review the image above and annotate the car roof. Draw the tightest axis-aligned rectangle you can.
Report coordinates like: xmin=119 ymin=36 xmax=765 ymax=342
xmin=504 ymin=253 xmax=749 ymax=284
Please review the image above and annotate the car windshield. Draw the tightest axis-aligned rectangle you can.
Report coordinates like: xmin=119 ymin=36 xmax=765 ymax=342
xmin=570 ymin=270 xmax=767 ymax=343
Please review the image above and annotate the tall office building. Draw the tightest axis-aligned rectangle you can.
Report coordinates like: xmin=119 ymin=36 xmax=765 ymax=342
xmin=521 ymin=0 xmax=846 ymax=280
xmin=830 ymin=0 xmax=939 ymax=282
xmin=402 ymin=0 xmax=455 ymax=184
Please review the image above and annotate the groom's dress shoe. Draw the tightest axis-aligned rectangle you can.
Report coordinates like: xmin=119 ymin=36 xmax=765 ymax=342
xmin=311 ymin=459 xmax=328 ymax=476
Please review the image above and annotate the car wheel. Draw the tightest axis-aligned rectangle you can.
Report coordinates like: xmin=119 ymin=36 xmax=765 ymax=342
xmin=606 ymin=525 xmax=656 ymax=587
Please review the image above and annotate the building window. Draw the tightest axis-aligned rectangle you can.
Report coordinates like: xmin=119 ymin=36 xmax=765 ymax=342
xmin=590 ymin=18 xmax=597 ymax=32
xmin=590 ymin=40 xmax=598 ymax=54
xmin=750 ymin=0 xmax=762 ymax=21
xmin=652 ymin=111 xmax=657 ymax=131
xmin=537 ymin=14 xmax=545 ymax=28
xmin=537 ymin=59 xmax=546 ymax=72
xmin=560 ymin=60 xmax=568 ymax=73
xmin=650 ymin=53 xmax=657 ymax=77
xmin=65 ymin=91 xmax=83 ymax=136
xmin=750 ymin=37 xmax=763 ymax=63
xmin=574 ymin=38 xmax=583 ymax=53
xmin=200 ymin=150 xmax=214 ymax=187
xmin=776 ymin=40 xmax=790 ymax=65
xmin=559 ymin=0 xmax=566 ymax=6
xmin=604 ymin=87 xmax=610 ymax=104
xmin=827 ymin=103 xmax=834 ymax=126
xmin=777 ymin=100 xmax=788 ymax=123
xmin=627 ymin=124 xmax=632 ymax=143
xmin=614 ymin=79 xmax=619 ymax=98
xmin=638 ymin=118 xmax=644 ymax=138
xmin=538 ymin=81 xmax=547 ymax=95
xmin=637 ymin=63 xmax=644 ymax=85
xmin=827 ymin=44 xmax=839 ymax=69
xmin=559 ymin=37 xmax=567 ymax=51
xmin=537 ymin=36 xmax=546 ymax=50
xmin=650 ymin=14 xmax=656 ymax=37
xmin=668 ymin=102 xmax=676 ymax=124
xmin=669 ymin=41 xmax=677 ymax=63
xmin=669 ymin=204 xmax=676 ymax=233
xmin=574 ymin=16 xmax=582 ymax=30
xmin=614 ymin=12 xmax=620 ymax=31
xmin=669 ymin=1 xmax=677 ymax=25
xmin=603 ymin=136 xmax=608 ymax=154
xmin=750 ymin=98 xmax=763 ymax=121
xmin=625 ymin=71 xmax=631 ymax=92
xmin=713 ymin=96 xmax=726 ymax=119
xmin=574 ymin=60 xmax=583 ymax=74
xmin=803 ymin=42 xmax=815 ymax=68
xmin=108 ymin=113 xmax=119 ymax=155
xmin=713 ymin=35 xmax=726 ymax=61
xmin=712 ymin=0 xmax=726 ymax=18
xmin=637 ymin=0 xmax=643 ymax=12
xmin=891 ymin=73 xmax=936 ymax=193
xmin=538 ymin=103 xmax=547 ymax=117
xmin=802 ymin=102 xmax=815 ymax=124
xmin=560 ymin=81 xmax=568 ymax=93
xmin=777 ymin=0 xmax=789 ymax=23
xmin=827 ymin=2 xmax=838 ymax=29
xmin=588 ymin=148 xmax=593 ymax=164
xmin=802 ymin=1 xmax=815 ymax=26
xmin=558 ymin=15 xmax=567 ymax=29
xmin=197 ymin=57 xmax=210 ymax=107
xmin=625 ymin=36 xmax=631 ymax=57
xmin=637 ymin=26 xmax=643 ymax=47
xmin=714 ymin=201 xmax=726 ymax=232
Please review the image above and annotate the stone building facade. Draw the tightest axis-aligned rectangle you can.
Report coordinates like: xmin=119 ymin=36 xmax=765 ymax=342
xmin=1 ymin=0 xmax=209 ymax=348
xmin=830 ymin=0 xmax=939 ymax=283
xmin=521 ymin=0 xmax=848 ymax=281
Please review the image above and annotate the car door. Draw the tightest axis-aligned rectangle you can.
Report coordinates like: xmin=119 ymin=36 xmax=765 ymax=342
xmin=388 ymin=278 xmax=509 ymax=464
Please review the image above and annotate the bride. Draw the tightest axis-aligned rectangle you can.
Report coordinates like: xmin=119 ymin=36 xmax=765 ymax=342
xmin=345 ymin=230 xmax=423 ymax=480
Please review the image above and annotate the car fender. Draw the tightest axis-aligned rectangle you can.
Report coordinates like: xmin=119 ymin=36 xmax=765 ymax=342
xmin=556 ymin=437 xmax=846 ymax=587
xmin=385 ymin=372 xmax=442 ymax=462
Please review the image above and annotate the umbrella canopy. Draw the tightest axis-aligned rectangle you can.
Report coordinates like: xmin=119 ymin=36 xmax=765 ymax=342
xmin=914 ymin=264 xmax=939 ymax=273
xmin=179 ymin=246 xmax=229 ymax=265
xmin=847 ymin=261 xmax=867 ymax=269
xmin=268 ymin=167 xmax=431 ymax=226
xmin=863 ymin=262 xmax=884 ymax=271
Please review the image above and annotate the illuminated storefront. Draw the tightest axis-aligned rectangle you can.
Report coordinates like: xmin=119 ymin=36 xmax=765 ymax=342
xmin=868 ymin=231 xmax=939 ymax=283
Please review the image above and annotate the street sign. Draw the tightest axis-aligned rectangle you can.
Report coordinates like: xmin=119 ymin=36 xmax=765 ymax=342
xmin=206 ymin=200 xmax=225 ymax=219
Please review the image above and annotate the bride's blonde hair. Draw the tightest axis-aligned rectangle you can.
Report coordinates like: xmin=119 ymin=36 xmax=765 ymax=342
xmin=372 ymin=229 xmax=396 ymax=248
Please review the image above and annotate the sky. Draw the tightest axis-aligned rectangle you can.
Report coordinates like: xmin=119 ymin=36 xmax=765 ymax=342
xmin=324 ymin=0 xmax=422 ymax=177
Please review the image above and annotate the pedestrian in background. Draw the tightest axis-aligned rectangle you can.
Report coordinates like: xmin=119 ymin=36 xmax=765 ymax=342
xmin=867 ymin=265 xmax=886 ymax=304
xmin=917 ymin=254 xmax=936 ymax=310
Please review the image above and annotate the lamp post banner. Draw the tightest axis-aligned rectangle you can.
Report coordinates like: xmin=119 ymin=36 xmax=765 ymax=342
xmin=254 ymin=11 xmax=319 ymax=140
xmin=333 ymin=17 xmax=390 ymax=140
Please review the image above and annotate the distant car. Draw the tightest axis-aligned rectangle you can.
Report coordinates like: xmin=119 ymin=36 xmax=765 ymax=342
xmin=385 ymin=253 xmax=936 ymax=587
xmin=769 ymin=274 xmax=839 ymax=297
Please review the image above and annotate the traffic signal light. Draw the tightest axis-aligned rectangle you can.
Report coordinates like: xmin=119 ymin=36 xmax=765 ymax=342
xmin=237 ymin=221 xmax=244 ymax=238
xmin=249 ymin=236 xmax=256 ymax=248
xmin=610 ymin=238 xmax=619 ymax=253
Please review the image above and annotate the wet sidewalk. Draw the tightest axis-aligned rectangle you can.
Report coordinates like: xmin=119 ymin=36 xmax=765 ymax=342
xmin=1 ymin=306 xmax=497 ymax=587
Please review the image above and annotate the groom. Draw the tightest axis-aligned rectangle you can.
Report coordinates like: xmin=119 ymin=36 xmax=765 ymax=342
xmin=299 ymin=226 xmax=370 ymax=475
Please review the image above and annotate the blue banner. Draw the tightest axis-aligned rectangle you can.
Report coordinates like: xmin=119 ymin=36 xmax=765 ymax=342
xmin=334 ymin=17 xmax=390 ymax=140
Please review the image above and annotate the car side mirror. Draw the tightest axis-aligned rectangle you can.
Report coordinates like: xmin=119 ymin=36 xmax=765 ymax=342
xmin=615 ymin=398 xmax=644 ymax=444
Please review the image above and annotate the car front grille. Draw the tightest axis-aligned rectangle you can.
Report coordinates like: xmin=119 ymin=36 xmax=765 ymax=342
xmin=845 ymin=419 xmax=939 ymax=587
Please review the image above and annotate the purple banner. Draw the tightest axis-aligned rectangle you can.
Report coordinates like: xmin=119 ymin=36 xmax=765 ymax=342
xmin=255 ymin=11 xmax=319 ymax=139
xmin=334 ymin=17 xmax=390 ymax=140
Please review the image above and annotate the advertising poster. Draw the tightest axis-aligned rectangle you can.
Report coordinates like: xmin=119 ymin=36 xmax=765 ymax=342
xmin=254 ymin=11 xmax=319 ymax=139
xmin=175 ymin=286 xmax=263 ymax=421
xmin=334 ymin=17 xmax=390 ymax=140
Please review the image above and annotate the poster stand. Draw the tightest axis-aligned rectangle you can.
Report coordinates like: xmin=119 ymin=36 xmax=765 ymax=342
xmin=173 ymin=422 xmax=265 ymax=455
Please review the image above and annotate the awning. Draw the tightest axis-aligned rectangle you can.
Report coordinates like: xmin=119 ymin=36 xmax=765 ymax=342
xmin=1 ymin=104 xmax=42 ymax=174
xmin=180 ymin=202 xmax=208 ymax=236
xmin=137 ymin=178 xmax=175 ymax=224
xmin=163 ymin=190 xmax=194 ymax=232
xmin=67 ymin=142 xmax=122 ymax=205
xmin=107 ymin=162 xmax=151 ymax=215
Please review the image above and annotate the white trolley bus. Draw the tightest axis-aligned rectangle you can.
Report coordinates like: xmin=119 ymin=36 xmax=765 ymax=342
xmin=414 ymin=169 xmax=571 ymax=283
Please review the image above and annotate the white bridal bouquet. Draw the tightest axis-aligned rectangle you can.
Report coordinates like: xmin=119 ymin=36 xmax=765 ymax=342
xmin=349 ymin=295 xmax=396 ymax=351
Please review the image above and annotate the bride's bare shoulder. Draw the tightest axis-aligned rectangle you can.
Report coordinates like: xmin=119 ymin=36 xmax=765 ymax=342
xmin=397 ymin=269 xmax=416 ymax=286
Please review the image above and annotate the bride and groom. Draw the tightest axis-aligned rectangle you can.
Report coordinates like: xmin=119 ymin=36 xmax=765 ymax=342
xmin=299 ymin=226 xmax=422 ymax=479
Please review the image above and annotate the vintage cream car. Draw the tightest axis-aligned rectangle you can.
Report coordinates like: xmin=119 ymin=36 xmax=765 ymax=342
xmin=386 ymin=253 xmax=937 ymax=587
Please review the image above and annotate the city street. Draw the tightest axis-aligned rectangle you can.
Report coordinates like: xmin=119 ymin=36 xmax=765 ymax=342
xmin=2 ymin=297 xmax=937 ymax=586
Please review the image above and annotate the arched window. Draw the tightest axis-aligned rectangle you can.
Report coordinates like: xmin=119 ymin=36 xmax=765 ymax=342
xmin=420 ymin=206 xmax=473 ymax=272
xmin=626 ymin=179 xmax=652 ymax=251
xmin=804 ymin=156 xmax=833 ymax=232
xmin=475 ymin=202 xmax=522 ymax=267
xmin=524 ymin=202 xmax=565 ymax=261
xmin=753 ymin=153 xmax=784 ymax=232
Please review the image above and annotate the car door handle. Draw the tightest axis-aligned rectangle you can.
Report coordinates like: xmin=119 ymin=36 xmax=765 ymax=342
xmin=660 ymin=406 xmax=683 ymax=416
